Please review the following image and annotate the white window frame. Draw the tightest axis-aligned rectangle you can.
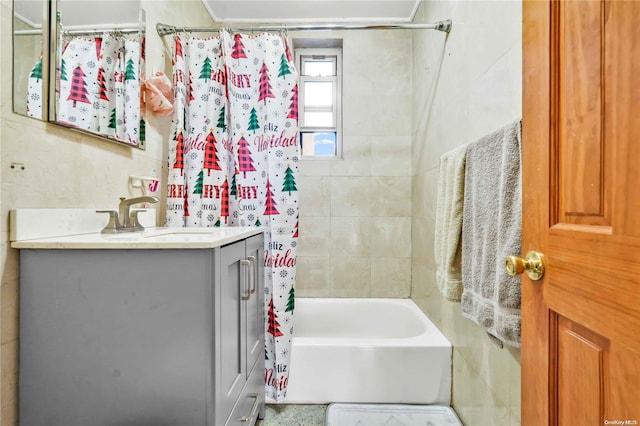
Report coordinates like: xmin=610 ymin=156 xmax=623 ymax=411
xmin=295 ymin=47 xmax=343 ymax=159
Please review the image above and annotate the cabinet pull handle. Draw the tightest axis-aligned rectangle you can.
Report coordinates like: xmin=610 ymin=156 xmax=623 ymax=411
xmin=247 ymin=256 xmax=256 ymax=295
xmin=240 ymin=259 xmax=251 ymax=300
xmin=240 ymin=393 xmax=260 ymax=423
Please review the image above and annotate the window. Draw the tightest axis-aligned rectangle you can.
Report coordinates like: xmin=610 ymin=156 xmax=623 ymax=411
xmin=295 ymin=46 xmax=342 ymax=158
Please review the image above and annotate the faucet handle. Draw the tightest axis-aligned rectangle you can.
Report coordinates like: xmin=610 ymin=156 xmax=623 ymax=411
xmin=130 ymin=209 xmax=147 ymax=229
xmin=96 ymin=210 xmax=121 ymax=234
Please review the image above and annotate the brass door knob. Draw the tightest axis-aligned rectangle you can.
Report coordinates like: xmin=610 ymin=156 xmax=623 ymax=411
xmin=505 ymin=251 xmax=545 ymax=280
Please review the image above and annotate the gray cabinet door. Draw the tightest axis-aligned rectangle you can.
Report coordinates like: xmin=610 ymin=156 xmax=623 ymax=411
xmin=245 ymin=234 xmax=264 ymax=379
xmin=19 ymin=249 xmax=214 ymax=426
xmin=218 ymin=240 xmax=248 ymax=424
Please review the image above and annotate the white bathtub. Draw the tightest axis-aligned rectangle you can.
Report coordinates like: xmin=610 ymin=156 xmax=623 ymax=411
xmin=277 ymin=298 xmax=452 ymax=405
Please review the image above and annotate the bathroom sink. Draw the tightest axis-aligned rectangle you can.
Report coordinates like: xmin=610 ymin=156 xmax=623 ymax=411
xmin=142 ymin=228 xmax=217 ymax=238
xmin=99 ymin=227 xmax=217 ymax=240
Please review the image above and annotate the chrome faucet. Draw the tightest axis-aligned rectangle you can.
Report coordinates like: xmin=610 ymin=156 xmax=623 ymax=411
xmin=97 ymin=196 xmax=160 ymax=234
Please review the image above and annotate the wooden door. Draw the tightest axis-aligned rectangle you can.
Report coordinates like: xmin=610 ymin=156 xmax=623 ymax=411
xmin=522 ymin=1 xmax=640 ymax=424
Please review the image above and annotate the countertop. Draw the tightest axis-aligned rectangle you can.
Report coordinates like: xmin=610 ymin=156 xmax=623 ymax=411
xmin=10 ymin=209 xmax=263 ymax=249
xmin=11 ymin=227 xmax=264 ymax=249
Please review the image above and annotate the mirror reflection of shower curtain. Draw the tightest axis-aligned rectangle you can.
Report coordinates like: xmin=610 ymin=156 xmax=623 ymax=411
xmin=26 ymin=54 xmax=43 ymax=119
xmin=166 ymin=31 xmax=299 ymax=402
xmin=55 ymin=33 xmax=142 ymax=146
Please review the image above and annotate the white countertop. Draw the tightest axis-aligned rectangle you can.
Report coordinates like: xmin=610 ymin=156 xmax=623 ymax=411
xmin=11 ymin=227 xmax=264 ymax=250
xmin=10 ymin=209 xmax=263 ymax=249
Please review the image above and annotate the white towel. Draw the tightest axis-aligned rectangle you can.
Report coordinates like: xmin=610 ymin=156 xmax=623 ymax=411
xmin=434 ymin=144 xmax=468 ymax=302
xmin=461 ymin=119 xmax=522 ymax=347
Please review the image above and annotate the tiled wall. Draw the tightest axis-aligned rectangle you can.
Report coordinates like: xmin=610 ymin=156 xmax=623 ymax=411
xmin=295 ymin=30 xmax=413 ymax=298
xmin=0 ymin=1 xmax=215 ymax=423
xmin=410 ymin=1 xmax=522 ymax=425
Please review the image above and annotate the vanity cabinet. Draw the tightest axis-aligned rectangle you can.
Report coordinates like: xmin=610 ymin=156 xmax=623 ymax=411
xmin=18 ymin=233 xmax=265 ymax=426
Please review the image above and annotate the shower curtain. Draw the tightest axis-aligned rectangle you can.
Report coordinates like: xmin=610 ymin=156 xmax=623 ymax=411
xmin=166 ymin=31 xmax=299 ymax=401
xmin=52 ymin=33 xmax=143 ymax=146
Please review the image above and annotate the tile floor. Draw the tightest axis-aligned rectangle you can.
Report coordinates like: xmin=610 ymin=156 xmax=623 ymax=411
xmin=257 ymin=404 xmax=328 ymax=426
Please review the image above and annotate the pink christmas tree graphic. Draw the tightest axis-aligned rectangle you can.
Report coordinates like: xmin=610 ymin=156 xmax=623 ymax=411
xmin=67 ymin=65 xmax=91 ymax=107
xmin=221 ymin=177 xmax=230 ymax=224
xmin=231 ymin=34 xmax=247 ymax=59
xmin=97 ymin=67 xmax=109 ymax=101
xmin=263 ymin=179 xmax=279 ymax=216
xmin=287 ymin=84 xmax=298 ymax=120
xmin=95 ymin=36 xmax=102 ymax=59
xmin=237 ymin=136 xmax=256 ymax=178
xmin=175 ymin=36 xmax=183 ymax=60
xmin=258 ymin=61 xmax=275 ymax=104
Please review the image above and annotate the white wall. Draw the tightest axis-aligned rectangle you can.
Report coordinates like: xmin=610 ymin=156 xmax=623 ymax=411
xmin=411 ymin=1 xmax=522 ymax=424
xmin=296 ymin=29 xmax=413 ymax=298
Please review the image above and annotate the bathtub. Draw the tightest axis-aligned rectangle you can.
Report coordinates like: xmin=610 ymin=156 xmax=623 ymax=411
xmin=277 ymin=298 xmax=452 ymax=405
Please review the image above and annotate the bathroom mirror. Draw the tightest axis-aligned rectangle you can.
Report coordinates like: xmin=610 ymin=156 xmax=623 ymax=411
xmin=12 ymin=0 xmax=146 ymax=149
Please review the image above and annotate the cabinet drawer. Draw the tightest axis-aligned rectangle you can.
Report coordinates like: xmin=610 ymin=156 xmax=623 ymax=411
xmin=225 ymin=362 xmax=265 ymax=426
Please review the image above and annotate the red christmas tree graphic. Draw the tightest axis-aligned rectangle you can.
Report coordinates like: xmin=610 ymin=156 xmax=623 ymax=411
xmin=95 ymin=36 xmax=102 ymax=59
xmin=293 ymin=218 xmax=299 ymax=238
xmin=175 ymin=36 xmax=183 ymax=60
xmin=267 ymin=296 xmax=284 ymax=337
xmin=184 ymin=182 xmax=190 ymax=217
xmin=258 ymin=61 xmax=275 ymax=104
xmin=97 ymin=67 xmax=109 ymax=101
xmin=284 ymin=37 xmax=293 ymax=62
xmin=237 ymin=136 xmax=256 ymax=178
xmin=204 ymin=130 xmax=222 ymax=175
xmin=173 ymin=130 xmax=185 ymax=175
xmin=287 ymin=84 xmax=298 ymax=120
xmin=231 ymin=33 xmax=247 ymax=59
xmin=221 ymin=176 xmax=230 ymax=224
xmin=188 ymin=71 xmax=195 ymax=102
xmin=263 ymin=179 xmax=279 ymax=216
xmin=67 ymin=65 xmax=91 ymax=107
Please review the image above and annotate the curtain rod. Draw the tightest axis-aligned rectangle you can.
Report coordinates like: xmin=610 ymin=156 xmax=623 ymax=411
xmin=15 ymin=28 xmax=143 ymax=36
xmin=156 ymin=19 xmax=452 ymax=37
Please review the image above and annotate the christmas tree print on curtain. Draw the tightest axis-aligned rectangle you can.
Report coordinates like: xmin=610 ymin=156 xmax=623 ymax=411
xmin=97 ymin=67 xmax=109 ymax=101
xmin=258 ymin=61 xmax=276 ymax=104
xmin=56 ymin=34 xmax=141 ymax=145
xmin=221 ymin=177 xmax=230 ymax=224
xmin=30 ymin=56 xmax=43 ymax=81
xmin=67 ymin=65 xmax=91 ymax=107
xmin=237 ymin=136 xmax=256 ymax=178
xmin=287 ymin=84 xmax=298 ymax=121
xmin=248 ymin=108 xmax=260 ymax=133
xmin=231 ymin=33 xmax=247 ymax=59
xmin=267 ymin=296 xmax=284 ymax=337
xmin=193 ymin=170 xmax=204 ymax=195
xmin=263 ymin=179 xmax=279 ymax=216
xmin=282 ymin=165 xmax=297 ymax=195
xmin=204 ymin=131 xmax=222 ymax=175
xmin=166 ymin=30 xmax=299 ymax=401
xmin=278 ymin=54 xmax=292 ymax=78
xmin=285 ymin=286 xmax=295 ymax=313
xmin=26 ymin=55 xmax=43 ymax=118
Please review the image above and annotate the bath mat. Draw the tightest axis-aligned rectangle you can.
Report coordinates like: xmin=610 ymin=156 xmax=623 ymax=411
xmin=326 ymin=403 xmax=462 ymax=426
